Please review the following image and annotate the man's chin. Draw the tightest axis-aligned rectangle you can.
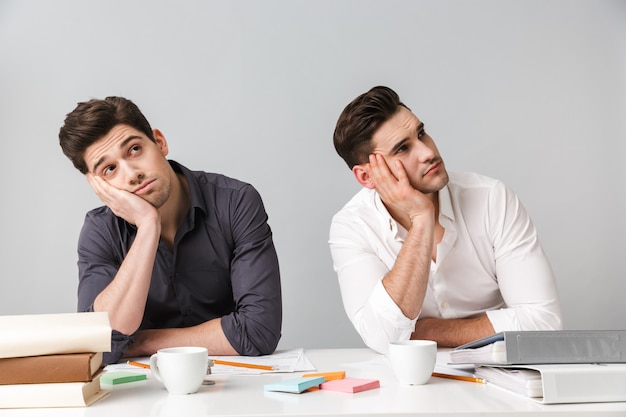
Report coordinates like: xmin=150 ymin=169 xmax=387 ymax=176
xmin=415 ymin=173 xmax=449 ymax=194
xmin=142 ymin=194 xmax=168 ymax=209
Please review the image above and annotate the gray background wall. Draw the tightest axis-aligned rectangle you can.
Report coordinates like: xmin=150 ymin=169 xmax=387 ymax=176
xmin=0 ymin=0 xmax=624 ymax=351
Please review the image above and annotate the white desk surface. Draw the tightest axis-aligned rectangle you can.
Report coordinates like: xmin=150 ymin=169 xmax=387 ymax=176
xmin=2 ymin=348 xmax=626 ymax=417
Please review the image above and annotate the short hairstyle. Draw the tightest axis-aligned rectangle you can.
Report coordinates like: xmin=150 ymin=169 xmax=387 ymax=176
xmin=58 ymin=96 xmax=155 ymax=174
xmin=333 ymin=86 xmax=409 ymax=169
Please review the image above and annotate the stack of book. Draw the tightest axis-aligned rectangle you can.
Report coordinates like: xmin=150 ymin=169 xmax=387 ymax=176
xmin=449 ymin=330 xmax=626 ymax=404
xmin=0 ymin=312 xmax=112 ymax=409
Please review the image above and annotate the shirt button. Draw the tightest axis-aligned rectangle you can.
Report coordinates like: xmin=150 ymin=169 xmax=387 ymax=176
xmin=440 ymin=301 xmax=447 ymax=309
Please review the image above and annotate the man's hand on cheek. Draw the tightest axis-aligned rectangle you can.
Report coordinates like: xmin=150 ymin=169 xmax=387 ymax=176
xmin=367 ymin=153 xmax=400 ymax=191
xmin=368 ymin=154 xmax=433 ymax=225
xmin=86 ymin=173 xmax=159 ymax=227
xmin=368 ymin=154 xmax=416 ymax=205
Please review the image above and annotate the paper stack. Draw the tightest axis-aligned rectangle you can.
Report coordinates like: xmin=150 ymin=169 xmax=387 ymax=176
xmin=0 ymin=312 xmax=112 ymax=408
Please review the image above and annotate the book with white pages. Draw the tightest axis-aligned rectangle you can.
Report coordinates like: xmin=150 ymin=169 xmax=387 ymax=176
xmin=0 ymin=372 xmax=109 ymax=408
xmin=0 ymin=312 xmax=111 ymax=359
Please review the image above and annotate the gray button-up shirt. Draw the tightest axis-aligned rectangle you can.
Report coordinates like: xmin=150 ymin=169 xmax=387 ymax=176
xmin=77 ymin=160 xmax=282 ymax=363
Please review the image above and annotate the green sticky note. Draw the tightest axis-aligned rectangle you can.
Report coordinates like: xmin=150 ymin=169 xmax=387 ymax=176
xmin=101 ymin=371 xmax=147 ymax=385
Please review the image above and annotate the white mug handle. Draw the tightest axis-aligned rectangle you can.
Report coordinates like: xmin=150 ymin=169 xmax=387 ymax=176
xmin=149 ymin=353 xmax=162 ymax=382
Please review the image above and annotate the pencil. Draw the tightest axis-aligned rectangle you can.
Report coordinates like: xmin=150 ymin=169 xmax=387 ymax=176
xmin=127 ymin=358 xmax=275 ymax=371
xmin=127 ymin=360 xmax=150 ymax=369
xmin=432 ymin=372 xmax=486 ymax=384
xmin=211 ymin=359 xmax=276 ymax=371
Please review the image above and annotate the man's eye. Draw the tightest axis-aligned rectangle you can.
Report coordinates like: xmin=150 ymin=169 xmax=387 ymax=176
xmin=130 ymin=145 xmax=141 ymax=155
xmin=103 ymin=166 xmax=115 ymax=175
xmin=418 ymin=130 xmax=425 ymax=139
xmin=397 ymin=144 xmax=408 ymax=153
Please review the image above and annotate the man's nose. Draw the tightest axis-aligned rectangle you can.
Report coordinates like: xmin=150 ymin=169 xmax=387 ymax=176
xmin=120 ymin=162 xmax=143 ymax=184
xmin=415 ymin=140 xmax=436 ymax=162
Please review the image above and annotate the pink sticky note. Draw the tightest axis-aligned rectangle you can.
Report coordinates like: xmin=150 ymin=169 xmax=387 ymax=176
xmin=320 ymin=378 xmax=380 ymax=393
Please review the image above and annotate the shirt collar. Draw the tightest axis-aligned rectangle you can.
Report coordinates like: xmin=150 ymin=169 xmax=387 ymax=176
xmin=373 ymin=183 xmax=455 ymax=239
xmin=372 ymin=191 xmax=403 ymax=239
xmin=168 ymin=160 xmax=207 ymax=219
xmin=438 ymin=183 xmax=455 ymax=223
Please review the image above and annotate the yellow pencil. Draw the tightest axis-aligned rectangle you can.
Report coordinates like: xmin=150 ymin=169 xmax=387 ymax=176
xmin=211 ymin=359 xmax=276 ymax=371
xmin=128 ymin=358 xmax=275 ymax=371
xmin=432 ymin=372 xmax=486 ymax=384
xmin=127 ymin=360 xmax=150 ymax=369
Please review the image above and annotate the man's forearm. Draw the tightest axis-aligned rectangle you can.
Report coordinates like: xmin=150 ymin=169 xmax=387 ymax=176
xmin=94 ymin=221 xmax=161 ymax=335
xmin=382 ymin=213 xmax=434 ymax=319
xmin=411 ymin=315 xmax=495 ymax=347
xmin=123 ymin=318 xmax=238 ymax=358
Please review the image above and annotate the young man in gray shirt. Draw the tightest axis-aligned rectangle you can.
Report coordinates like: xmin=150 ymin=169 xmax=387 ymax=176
xmin=59 ymin=96 xmax=282 ymax=363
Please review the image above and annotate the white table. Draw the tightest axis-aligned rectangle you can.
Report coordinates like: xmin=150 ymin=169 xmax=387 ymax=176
xmin=2 ymin=348 xmax=626 ymax=416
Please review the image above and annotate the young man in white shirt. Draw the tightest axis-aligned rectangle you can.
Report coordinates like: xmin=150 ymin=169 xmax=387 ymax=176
xmin=330 ymin=86 xmax=562 ymax=354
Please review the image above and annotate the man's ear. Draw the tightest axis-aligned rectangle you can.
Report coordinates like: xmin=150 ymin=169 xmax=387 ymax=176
xmin=352 ymin=164 xmax=375 ymax=189
xmin=153 ymin=129 xmax=169 ymax=157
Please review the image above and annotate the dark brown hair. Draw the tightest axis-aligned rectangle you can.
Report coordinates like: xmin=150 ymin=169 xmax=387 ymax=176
xmin=58 ymin=96 xmax=154 ymax=174
xmin=333 ymin=86 xmax=409 ymax=169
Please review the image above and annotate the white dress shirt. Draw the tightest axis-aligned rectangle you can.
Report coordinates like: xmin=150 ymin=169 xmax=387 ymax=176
xmin=329 ymin=172 xmax=562 ymax=354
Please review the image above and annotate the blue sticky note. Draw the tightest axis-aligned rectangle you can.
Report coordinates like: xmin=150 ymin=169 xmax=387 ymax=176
xmin=264 ymin=376 xmax=325 ymax=393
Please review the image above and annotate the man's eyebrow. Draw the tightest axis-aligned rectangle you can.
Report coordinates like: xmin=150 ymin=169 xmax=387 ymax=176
xmin=390 ymin=138 xmax=409 ymax=154
xmin=91 ymin=135 xmax=140 ymax=173
xmin=388 ymin=122 xmax=426 ymax=154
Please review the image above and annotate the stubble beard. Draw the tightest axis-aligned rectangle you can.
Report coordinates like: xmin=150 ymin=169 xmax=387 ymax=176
xmin=414 ymin=169 xmax=449 ymax=195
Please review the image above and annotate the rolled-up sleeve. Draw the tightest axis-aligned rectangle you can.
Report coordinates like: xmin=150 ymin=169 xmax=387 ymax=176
xmin=486 ymin=181 xmax=563 ymax=332
xmin=330 ymin=213 xmax=415 ymax=354
xmin=220 ymin=184 xmax=282 ymax=356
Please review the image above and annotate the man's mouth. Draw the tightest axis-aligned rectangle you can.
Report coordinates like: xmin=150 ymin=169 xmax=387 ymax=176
xmin=424 ymin=160 xmax=441 ymax=176
xmin=133 ymin=179 xmax=155 ymax=195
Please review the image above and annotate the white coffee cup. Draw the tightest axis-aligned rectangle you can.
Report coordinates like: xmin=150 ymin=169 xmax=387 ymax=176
xmin=388 ymin=340 xmax=437 ymax=385
xmin=150 ymin=346 xmax=209 ymax=395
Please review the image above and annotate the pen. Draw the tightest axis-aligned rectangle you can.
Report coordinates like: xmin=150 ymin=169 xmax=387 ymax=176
xmin=211 ymin=359 xmax=276 ymax=371
xmin=127 ymin=360 xmax=150 ymax=369
xmin=432 ymin=372 xmax=486 ymax=384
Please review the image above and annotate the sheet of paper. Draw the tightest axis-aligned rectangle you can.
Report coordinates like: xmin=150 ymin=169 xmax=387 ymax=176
xmin=435 ymin=349 xmax=475 ymax=377
xmin=211 ymin=348 xmax=315 ymax=375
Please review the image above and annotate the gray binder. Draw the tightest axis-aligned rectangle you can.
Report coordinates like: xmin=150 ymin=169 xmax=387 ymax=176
xmin=450 ymin=330 xmax=626 ymax=365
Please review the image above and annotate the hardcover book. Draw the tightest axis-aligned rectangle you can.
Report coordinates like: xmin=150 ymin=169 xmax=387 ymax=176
xmin=0 ymin=352 xmax=103 ymax=385
xmin=0 ymin=372 xmax=109 ymax=408
xmin=0 ymin=312 xmax=111 ymax=359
